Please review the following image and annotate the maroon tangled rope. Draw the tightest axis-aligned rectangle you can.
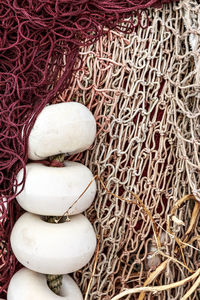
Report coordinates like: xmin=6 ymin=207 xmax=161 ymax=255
xmin=0 ymin=0 xmax=177 ymax=296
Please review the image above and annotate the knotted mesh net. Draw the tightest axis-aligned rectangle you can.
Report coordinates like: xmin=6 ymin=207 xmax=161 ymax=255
xmin=1 ymin=0 xmax=200 ymax=299
xmin=0 ymin=0 xmax=175 ymax=296
xmin=62 ymin=1 xmax=199 ymax=299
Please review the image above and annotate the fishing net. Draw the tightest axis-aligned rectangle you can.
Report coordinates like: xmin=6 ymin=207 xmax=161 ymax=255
xmin=1 ymin=0 xmax=200 ymax=299
xmin=62 ymin=1 xmax=199 ymax=299
xmin=0 ymin=0 xmax=175 ymax=296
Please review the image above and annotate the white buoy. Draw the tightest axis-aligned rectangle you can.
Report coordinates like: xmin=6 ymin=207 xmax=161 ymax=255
xmin=16 ymin=161 xmax=96 ymax=216
xmin=28 ymin=102 xmax=96 ymax=160
xmin=11 ymin=213 xmax=97 ymax=274
xmin=7 ymin=268 xmax=83 ymax=300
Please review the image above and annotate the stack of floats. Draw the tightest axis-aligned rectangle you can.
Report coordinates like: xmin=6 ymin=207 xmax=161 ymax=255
xmin=8 ymin=102 xmax=97 ymax=300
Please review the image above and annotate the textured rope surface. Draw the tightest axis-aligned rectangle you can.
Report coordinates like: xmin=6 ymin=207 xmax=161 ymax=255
xmin=44 ymin=155 xmax=66 ymax=295
xmin=47 ymin=274 xmax=63 ymax=296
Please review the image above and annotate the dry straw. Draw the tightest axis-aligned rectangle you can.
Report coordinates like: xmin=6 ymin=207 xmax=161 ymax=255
xmin=58 ymin=179 xmax=200 ymax=299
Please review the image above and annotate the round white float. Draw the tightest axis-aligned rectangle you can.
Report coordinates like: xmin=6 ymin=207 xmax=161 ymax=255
xmin=11 ymin=213 xmax=96 ymax=274
xmin=16 ymin=161 xmax=96 ymax=216
xmin=7 ymin=268 xmax=83 ymax=300
xmin=28 ymin=102 xmax=96 ymax=160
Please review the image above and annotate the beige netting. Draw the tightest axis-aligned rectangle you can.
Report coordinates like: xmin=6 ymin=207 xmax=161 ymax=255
xmin=59 ymin=1 xmax=200 ymax=299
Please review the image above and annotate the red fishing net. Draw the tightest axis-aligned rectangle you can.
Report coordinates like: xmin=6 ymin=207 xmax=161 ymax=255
xmin=0 ymin=0 xmax=182 ymax=298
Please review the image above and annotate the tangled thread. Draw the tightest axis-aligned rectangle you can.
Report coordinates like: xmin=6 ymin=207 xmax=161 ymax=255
xmin=0 ymin=0 xmax=177 ymax=295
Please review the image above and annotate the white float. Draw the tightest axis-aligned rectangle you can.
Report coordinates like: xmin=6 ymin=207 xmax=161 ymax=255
xmin=11 ymin=213 xmax=96 ymax=274
xmin=16 ymin=161 xmax=96 ymax=216
xmin=7 ymin=268 xmax=83 ymax=300
xmin=28 ymin=102 xmax=96 ymax=160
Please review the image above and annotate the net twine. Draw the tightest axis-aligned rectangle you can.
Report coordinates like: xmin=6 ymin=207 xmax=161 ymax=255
xmin=60 ymin=1 xmax=199 ymax=299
